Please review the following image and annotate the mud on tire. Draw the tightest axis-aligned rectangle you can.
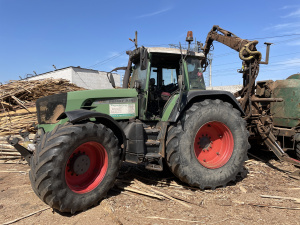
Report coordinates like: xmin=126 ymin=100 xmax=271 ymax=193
xmin=166 ymin=99 xmax=249 ymax=189
xmin=29 ymin=122 xmax=120 ymax=213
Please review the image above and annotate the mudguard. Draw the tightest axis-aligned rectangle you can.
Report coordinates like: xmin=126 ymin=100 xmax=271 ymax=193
xmin=168 ymin=90 xmax=245 ymax=122
xmin=58 ymin=109 xmax=126 ymax=149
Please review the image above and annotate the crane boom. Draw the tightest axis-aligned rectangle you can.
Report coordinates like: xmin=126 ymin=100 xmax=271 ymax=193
xmin=201 ymin=25 xmax=268 ymax=116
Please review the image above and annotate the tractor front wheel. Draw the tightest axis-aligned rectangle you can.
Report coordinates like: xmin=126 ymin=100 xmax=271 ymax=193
xmin=296 ymin=142 xmax=300 ymax=160
xmin=166 ymin=99 xmax=249 ymax=189
xmin=29 ymin=122 xmax=120 ymax=213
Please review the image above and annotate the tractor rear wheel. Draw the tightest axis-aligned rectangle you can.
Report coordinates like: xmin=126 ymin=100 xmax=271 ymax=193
xmin=29 ymin=122 xmax=120 ymax=213
xmin=166 ymin=99 xmax=249 ymax=189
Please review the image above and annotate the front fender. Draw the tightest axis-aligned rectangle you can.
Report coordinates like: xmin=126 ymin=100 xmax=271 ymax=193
xmin=58 ymin=109 xmax=126 ymax=150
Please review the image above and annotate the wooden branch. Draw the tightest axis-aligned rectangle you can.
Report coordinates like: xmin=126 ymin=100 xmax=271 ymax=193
xmin=0 ymin=107 xmax=36 ymax=118
xmin=0 ymin=149 xmax=20 ymax=152
xmin=261 ymin=194 xmax=300 ymax=204
xmin=0 ymin=102 xmax=14 ymax=111
xmin=133 ymin=175 xmax=199 ymax=190
xmin=0 ymin=170 xmax=27 ymax=173
xmin=115 ymin=184 xmax=164 ymax=200
xmin=0 ymin=152 xmax=21 ymax=156
xmin=0 ymin=134 xmax=36 ymax=141
xmin=249 ymin=203 xmax=300 ymax=210
xmin=134 ymin=179 xmax=192 ymax=208
xmin=145 ymin=216 xmax=203 ymax=223
xmin=2 ymin=207 xmax=50 ymax=225
xmin=0 ymin=156 xmax=21 ymax=159
xmin=0 ymin=144 xmax=16 ymax=149
xmin=11 ymin=96 xmax=31 ymax=113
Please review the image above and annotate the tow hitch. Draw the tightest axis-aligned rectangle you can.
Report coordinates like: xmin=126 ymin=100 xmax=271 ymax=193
xmin=6 ymin=130 xmax=34 ymax=165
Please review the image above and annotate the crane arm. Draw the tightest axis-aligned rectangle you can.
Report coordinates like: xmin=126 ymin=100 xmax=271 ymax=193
xmin=201 ymin=25 xmax=261 ymax=69
xmin=201 ymin=25 xmax=265 ymax=116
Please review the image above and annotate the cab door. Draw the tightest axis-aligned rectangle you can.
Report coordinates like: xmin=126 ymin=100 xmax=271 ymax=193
xmin=130 ymin=61 xmax=151 ymax=120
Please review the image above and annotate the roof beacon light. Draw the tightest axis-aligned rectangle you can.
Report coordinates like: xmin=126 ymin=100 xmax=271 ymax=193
xmin=186 ymin=31 xmax=193 ymax=43
xmin=186 ymin=31 xmax=194 ymax=51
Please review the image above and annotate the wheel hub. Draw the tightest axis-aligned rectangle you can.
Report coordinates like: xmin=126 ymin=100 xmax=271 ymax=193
xmin=65 ymin=142 xmax=108 ymax=194
xmin=68 ymin=151 xmax=91 ymax=176
xmin=73 ymin=154 xmax=90 ymax=175
xmin=198 ymin=135 xmax=212 ymax=150
xmin=194 ymin=121 xmax=234 ymax=169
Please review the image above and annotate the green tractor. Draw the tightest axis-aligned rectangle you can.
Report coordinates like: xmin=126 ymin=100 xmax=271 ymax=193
xmin=9 ymin=32 xmax=250 ymax=213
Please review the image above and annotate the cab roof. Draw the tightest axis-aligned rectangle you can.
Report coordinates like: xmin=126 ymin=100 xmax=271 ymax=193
xmin=128 ymin=46 xmax=205 ymax=61
xmin=146 ymin=47 xmax=204 ymax=58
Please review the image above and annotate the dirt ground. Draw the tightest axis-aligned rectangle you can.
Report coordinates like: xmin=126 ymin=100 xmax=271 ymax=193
xmin=1 ymin=149 xmax=300 ymax=225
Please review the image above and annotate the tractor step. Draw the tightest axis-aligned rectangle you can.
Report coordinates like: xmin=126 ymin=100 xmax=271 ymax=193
xmin=145 ymin=153 xmax=163 ymax=171
xmin=144 ymin=128 xmax=160 ymax=134
xmin=145 ymin=140 xmax=160 ymax=146
xmin=145 ymin=128 xmax=161 ymax=140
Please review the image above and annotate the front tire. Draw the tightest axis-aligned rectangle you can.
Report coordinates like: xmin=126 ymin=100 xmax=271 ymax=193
xmin=29 ymin=122 xmax=120 ymax=213
xmin=166 ymin=99 xmax=249 ymax=189
xmin=296 ymin=142 xmax=300 ymax=160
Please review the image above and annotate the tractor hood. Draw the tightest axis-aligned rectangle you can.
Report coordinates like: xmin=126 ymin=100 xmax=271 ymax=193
xmin=36 ymin=88 xmax=138 ymax=124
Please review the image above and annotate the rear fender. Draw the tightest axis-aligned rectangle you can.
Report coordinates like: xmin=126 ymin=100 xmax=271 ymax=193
xmin=168 ymin=90 xmax=245 ymax=122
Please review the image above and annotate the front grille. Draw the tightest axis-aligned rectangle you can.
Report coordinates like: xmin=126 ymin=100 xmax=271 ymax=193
xmin=36 ymin=93 xmax=67 ymax=124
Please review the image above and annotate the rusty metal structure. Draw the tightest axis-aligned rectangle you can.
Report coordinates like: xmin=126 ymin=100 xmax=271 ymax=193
xmin=201 ymin=25 xmax=300 ymax=166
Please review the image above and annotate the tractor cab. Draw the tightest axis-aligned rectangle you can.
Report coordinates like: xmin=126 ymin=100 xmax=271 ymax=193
xmin=124 ymin=47 xmax=206 ymax=120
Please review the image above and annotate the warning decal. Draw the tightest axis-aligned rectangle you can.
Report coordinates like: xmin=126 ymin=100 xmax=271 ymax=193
xmin=109 ymin=104 xmax=135 ymax=117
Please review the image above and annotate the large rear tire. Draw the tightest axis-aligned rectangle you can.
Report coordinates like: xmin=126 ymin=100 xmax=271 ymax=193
xmin=166 ymin=99 xmax=249 ymax=189
xmin=29 ymin=122 xmax=120 ymax=213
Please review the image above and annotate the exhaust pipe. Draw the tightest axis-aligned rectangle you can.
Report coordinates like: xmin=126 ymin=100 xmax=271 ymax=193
xmin=259 ymin=42 xmax=272 ymax=64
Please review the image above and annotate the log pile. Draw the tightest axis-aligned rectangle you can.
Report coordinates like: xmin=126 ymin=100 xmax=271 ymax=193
xmin=0 ymin=78 xmax=85 ymax=160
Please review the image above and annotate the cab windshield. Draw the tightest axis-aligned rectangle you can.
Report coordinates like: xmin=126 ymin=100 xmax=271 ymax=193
xmin=186 ymin=57 xmax=206 ymax=90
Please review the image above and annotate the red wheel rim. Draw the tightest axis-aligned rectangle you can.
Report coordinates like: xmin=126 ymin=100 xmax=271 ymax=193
xmin=65 ymin=141 xmax=108 ymax=194
xmin=194 ymin=121 xmax=234 ymax=169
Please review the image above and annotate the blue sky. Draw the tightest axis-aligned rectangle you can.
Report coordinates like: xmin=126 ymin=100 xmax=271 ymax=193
xmin=0 ymin=0 xmax=300 ymax=86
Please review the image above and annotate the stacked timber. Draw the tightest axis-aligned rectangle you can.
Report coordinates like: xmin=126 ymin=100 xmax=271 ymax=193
xmin=0 ymin=78 xmax=85 ymax=160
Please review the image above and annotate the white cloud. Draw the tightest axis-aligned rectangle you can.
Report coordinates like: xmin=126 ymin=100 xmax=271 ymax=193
xmin=282 ymin=8 xmax=300 ymax=18
xmin=266 ymin=22 xmax=300 ymax=30
xmin=136 ymin=7 xmax=173 ymax=19
xmin=277 ymin=57 xmax=300 ymax=64
xmin=280 ymin=5 xmax=300 ymax=10
xmin=270 ymin=58 xmax=300 ymax=70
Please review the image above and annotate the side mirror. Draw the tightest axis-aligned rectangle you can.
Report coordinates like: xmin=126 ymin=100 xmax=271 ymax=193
xmin=107 ymin=72 xmax=116 ymax=88
xmin=178 ymin=75 xmax=183 ymax=89
xmin=140 ymin=47 xmax=148 ymax=70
